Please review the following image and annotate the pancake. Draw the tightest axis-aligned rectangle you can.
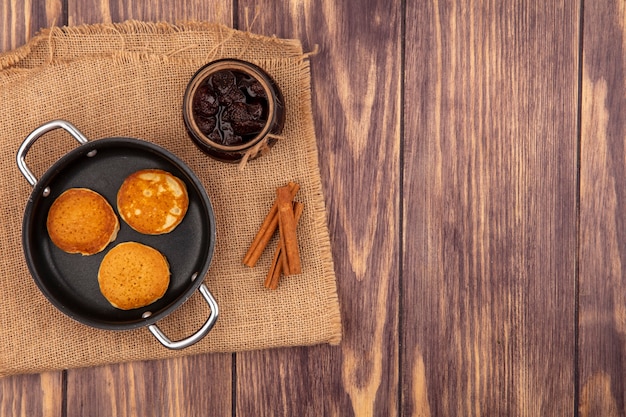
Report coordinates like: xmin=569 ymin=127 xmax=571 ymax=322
xmin=117 ymin=169 xmax=189 ymax=235
xmin=46 ymin=188 xmax=119 ymax=255
xmin=98 ymin=241 xmax=170 ymax=310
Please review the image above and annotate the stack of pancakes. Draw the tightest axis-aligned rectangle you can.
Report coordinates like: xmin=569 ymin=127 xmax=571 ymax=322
xmin=46 ymin=169 xmax=189 ymax=310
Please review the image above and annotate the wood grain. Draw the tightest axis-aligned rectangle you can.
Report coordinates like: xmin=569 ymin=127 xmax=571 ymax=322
xmin=68 ymin=0 xmax=231 ymax=25
xmin=0 ymin=0 xmax=62 ymax=52
xmin=234 ymin=1 xmax=402 ymax=416
xmin=65 ymin=354 xmax=232 ymax=417
xmin=402 ymin=1 xmax=579 ymax=416
xmin=579 ymin=2 xmax=626 ymax=416
xmin=0 ymin=372 xmax=63 ymax=417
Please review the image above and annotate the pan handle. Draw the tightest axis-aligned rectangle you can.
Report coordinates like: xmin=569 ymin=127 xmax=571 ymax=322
xmin=17 ymin=120 xmax=89 ymax=187
xmin=145 ymin=283 xmax=219 ymax=350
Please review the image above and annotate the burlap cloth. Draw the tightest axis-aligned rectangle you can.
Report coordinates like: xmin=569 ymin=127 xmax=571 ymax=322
xmin=0 ymin=21 xmax=341 ymax=376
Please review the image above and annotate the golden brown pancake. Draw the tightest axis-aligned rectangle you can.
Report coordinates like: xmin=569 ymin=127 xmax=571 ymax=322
xmin=98 ymin=242 xmax=170 ymax=310
xmin=117 ymin=169 xmax=189 ymax=235
xmin=46 ymin=188 xmax=119 ymax=255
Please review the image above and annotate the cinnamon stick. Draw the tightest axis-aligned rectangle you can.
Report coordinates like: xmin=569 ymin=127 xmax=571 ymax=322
xmin=243 ymin=181 xmax=300 ymax=267
xmin=279 ymin=232 xmax=290 ymax=275
xmin=276 ymin=185 xmax=302 ymax=275
xmin=265 ymin=202 xmax=304 ymax=289
xmin=264 ymin=242 xmax=283 ymax=290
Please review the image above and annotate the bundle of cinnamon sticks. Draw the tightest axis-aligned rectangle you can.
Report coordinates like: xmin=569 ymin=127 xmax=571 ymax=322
xmin=243 ymin=181 xmax=303 ymax=289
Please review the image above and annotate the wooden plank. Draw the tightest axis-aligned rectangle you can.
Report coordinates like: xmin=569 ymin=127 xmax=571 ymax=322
xmin=0 ymin=0 xmax=62 ymax=52
xmin=68 ymin=0 xmax=231 ymax=25
xmin=0 ymin=2 xmax=64 ymax=416
xmin=64 ymin=2 xmax=234 ymax=417
xmin=578 ymin=3 xmax=626 ymax=416
xmin=402 ymin=1 xmax=579 ymax=416
xmin=233 ymin=2 xmax=401 ymax=416
xmin=0 ymin=372 xmax=63 ymax=417
xmin=65 ymin=355 xmax=232 ymax=417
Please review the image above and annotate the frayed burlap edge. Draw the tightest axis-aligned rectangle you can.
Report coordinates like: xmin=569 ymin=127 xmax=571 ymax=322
xmin=0 ymin=20 xmax=303 ymax=71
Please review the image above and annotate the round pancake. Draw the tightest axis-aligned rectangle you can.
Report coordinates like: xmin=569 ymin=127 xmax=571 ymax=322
xmin=47 ymin=188 xmax=119 ymax=255
xmin=117 ymin=169 xmax=189 ymax=234
xmin=98 ymin=242 xmax=170 ymax=310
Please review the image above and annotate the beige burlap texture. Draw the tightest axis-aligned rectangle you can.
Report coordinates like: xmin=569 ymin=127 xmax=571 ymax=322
xmin=0 ymin=21 xmax=341 ymax=377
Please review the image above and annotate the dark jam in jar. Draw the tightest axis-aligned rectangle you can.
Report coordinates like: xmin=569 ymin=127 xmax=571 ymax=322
xmin=192 ymin=70 xmax=269 ymax=147
xmin=184 ymin=59 xmax=285 ymax=163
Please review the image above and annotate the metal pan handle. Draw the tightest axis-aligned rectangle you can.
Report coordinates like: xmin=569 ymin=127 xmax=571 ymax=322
xmin=144 ymin=283 xmax=219 ymax=350
xmin=17 ymin=119 xmax=89 ymax=187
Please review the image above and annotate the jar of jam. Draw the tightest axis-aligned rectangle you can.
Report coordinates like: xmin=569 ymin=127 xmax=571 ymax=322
xmin=183 ymin=59 xmax=285 ymax=163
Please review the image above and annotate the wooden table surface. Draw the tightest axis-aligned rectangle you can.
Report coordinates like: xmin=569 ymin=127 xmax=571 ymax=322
xmin=1 ymin=1 xmax=625 ymax=416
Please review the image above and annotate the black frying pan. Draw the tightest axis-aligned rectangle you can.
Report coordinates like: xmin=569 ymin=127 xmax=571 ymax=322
xmin=17 ymin=120 xmax=218 ymax=350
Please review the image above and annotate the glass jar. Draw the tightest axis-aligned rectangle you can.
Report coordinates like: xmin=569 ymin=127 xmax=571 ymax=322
xmin=183 ymin=59 xmax=286 ymax=163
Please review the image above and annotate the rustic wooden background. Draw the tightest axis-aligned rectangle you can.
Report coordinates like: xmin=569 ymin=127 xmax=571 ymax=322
xmin=1 ymin=0 xmax=625 ymax=416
